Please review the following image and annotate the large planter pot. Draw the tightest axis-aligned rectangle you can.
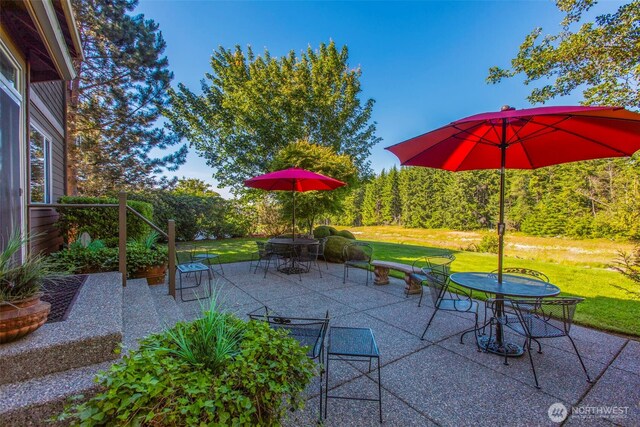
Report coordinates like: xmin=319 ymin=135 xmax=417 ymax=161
xmin=131 ymin=265 xmax=167 ymax=285
xmin=0 ymin=293 xmax=51 ymax=344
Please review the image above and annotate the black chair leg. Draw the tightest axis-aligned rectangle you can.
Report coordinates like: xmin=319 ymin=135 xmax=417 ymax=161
xmin=421 ymin=308 xmax=439 ymax=340
xmin=526 ymin=338 xmax=541 ymax=389
xmin=567 ymin=335 xmax=592 ymax=383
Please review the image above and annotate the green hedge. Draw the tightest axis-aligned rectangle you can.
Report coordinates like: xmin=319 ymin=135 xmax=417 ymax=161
xmin=336 ymin=229 xmax=356 ymax=240
xmin=57 ymin=196 xmax=153 ymax=247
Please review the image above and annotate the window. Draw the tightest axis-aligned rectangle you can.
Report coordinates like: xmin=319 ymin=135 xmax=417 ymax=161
xmin=29 ymin=125 xmax=51 ymax=204
xmin=0 ymin=44 xmax=22 ymax=246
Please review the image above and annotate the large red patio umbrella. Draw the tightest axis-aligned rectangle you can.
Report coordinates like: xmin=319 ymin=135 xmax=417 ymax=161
xmin=386 ymin=105 xmax=640 ymax=283
xmin=244 ymin=167 xmax=346 ymax=239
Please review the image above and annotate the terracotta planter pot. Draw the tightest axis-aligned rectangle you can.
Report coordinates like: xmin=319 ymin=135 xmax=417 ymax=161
xmin=0 ymin=293 xmax=51 ymax=344
xmin=131 ymin=265 xmax=167 ymax=286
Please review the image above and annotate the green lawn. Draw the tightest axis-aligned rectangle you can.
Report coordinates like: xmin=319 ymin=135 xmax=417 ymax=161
xmin=188 ymin=233 xmax=640 ymax=338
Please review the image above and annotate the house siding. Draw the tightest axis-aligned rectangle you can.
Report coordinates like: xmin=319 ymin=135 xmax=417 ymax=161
xmin=29 ymin=81 xmax=66 ymax=254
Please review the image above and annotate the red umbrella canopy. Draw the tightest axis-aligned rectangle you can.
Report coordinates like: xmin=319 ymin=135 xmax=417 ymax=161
xmin=244 ymin=167 xmax=346 ymax=192
xmin=386 ymin=106 xmax=640 ymax=171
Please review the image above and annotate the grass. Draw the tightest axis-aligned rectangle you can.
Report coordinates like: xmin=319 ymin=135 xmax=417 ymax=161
xmin=186 ymin=229 xmax=640 ymax=338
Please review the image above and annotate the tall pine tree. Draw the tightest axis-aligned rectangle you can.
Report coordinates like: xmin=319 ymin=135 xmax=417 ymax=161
xmin=68 ymin=0 xmax=187 ymax=195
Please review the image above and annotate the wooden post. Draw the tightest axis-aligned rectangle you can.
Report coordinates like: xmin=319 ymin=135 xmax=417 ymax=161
xmin=119 ymin=192 xmax=127 ymax=287
xmin=168 ymin=219 xmax=176 ymax=298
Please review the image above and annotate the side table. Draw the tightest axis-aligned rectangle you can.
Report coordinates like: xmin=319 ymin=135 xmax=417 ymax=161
xmin=325 ymin=326 xmax=382 ymax=423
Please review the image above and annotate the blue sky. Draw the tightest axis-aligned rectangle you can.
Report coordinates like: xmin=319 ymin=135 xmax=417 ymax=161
xmin=136 ymin=0 xmax=618 ymax=197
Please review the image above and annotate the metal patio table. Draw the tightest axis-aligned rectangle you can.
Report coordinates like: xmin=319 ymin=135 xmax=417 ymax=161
xmin=267 ymin=237 xmax=318 ymax=275
xmin=325 ymin=326 xmax=382 ymax=423
xmin=449 ymin=272 xmax=560 ymax=357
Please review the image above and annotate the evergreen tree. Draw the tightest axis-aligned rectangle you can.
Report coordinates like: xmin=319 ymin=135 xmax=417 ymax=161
xmin=381 ymin=166 xmax=401 ymax=224
xmin=68 ymin=0 xmax=186 ymax=195
xmin=362 ymin=173 xmax=384 ymax=226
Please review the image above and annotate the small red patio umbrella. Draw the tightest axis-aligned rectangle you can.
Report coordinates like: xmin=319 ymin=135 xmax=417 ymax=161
xmin=386 ymin=105 xmax=640 ymax=282
xmin=244 ymin=167 xmax=346 ymax=239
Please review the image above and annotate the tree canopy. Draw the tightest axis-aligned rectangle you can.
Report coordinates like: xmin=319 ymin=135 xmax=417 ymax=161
xmin=68 ymin=0 xmax=187 ymax=195
xmin=487 ymin=0 xmax=640 ymax=108
xmin=164 ymin=41 xmax=380 ymax=191
xmin=270 ymin=140 xmax=357 ymax=234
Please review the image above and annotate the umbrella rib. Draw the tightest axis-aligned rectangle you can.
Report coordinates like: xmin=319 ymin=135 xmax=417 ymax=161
xmin=525 ymin=115 xmax=633 ymax=156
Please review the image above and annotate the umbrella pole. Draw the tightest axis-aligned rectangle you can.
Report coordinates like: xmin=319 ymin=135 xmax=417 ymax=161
xmin=292 ymin=183 xmax=296 ymax=241
xmin=498 ymin=119 xmax=507 ymax=285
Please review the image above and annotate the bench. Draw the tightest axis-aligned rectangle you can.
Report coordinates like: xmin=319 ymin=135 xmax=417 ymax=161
xmin=370 ymin=260 xmax=424 ymax=294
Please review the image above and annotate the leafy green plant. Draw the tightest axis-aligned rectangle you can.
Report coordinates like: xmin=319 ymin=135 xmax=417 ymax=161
xmin=476 ymin=234 xmax=499 ymax=254
xmin=1 ymin=231 xmax=66 ymax=302
xmin=49 ymin=241 xmax=118 ymax=274
xmin=336 ymin=229 xmax=356 ymax=240
xmin=126 ymin=240 xmax=168 ymax=276
xmin=56 ymin=196 xmax=153 ymax=247
xmin=58 ymin=302 xmax=315 ymax=425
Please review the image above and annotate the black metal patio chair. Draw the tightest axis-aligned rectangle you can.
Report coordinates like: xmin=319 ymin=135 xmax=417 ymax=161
xmin=298 ymin=242 xmax=323 ymax=278
xmin=251 ymin=241 xmax=279 ymax=278
xmin=408 ymin=253 xmax=456 ymax=306
xmin=248 ymin=306 xmax=330 ymax=419
xmin=343 ymin=242 xmax=373 ymax=286
xmin=316 ymin=237 xmax=329 ymax=269
xmin=484 ymin=268 xmax=550 ymax=332
xmin=420 ymin=270 xmax=479 ymax=343
xmin=502 ymin=297 xmax=591 ymax=389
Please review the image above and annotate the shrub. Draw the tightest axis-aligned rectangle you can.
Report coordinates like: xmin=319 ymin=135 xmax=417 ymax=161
xmin=477 ymin=234 xmax=499 ymax=254
xmin=336 ymin=229 xmax=356 ymax=240
xmin=49 ymin=241 xmax=118 ymax=274
xmin=313 ymin=225 xmax=332 ymax=239
xmin=58 ymin=302 xmax=315 ymax=426
xmin=327 ymin=226 xmax=338 ymax=235
xmin=131 ymin=191 xmax=252 ymax=241
xmin=57 ymin=196 xmax=153 ymax=247
xmin=323 ymin=235 xmax=352 ymax=262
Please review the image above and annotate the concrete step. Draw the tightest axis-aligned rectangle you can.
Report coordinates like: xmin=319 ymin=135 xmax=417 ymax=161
xmin=121 ymin=279 xmax=164 ymax=351
xmin=0 ymin=273 xmax=123 ymax=385
xmin=149 ymin=283 xmax=186 ymax=329
xmin=0 ymin=360 xmax=112 ymax=426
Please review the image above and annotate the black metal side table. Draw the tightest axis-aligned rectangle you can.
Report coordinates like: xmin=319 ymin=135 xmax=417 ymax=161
xmin=325 ymin=326 xmax=382 ymax=423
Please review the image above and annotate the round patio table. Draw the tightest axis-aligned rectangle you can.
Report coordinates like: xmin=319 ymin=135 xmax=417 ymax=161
xmin=449 ymin=272 xmax=561 ymax=357
xmin=267 ymin=238 xmax=318 ymax=275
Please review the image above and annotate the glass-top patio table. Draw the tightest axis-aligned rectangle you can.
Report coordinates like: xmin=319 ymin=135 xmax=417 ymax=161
xmin=449 ymin=272 xmax=561 ymax=357
xmin=267 ymin=237 xmax=318 ymax=275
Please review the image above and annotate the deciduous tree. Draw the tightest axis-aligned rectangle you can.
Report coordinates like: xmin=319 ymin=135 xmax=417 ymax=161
xmin=165 ymin=41 xmax=379 ymax=191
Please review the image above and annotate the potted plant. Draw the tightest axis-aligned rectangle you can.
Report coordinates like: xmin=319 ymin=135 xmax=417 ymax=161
xmin=127 ymin=232 xmax=169 ymax=285
xmin=0 ymin=232 xmax=62 ymax=343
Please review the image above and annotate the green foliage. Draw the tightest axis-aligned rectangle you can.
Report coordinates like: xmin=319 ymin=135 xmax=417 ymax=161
xmin=476 ymin=235 xmax=500 ymax=254
xmin=327 ymin=226 xmax=338 ymax=235
xmin=1 ymin=232 xmax=66 ymax=302
xmin=130 ymin=191 xmax=250 ymax=241
xmin=149 ymin=298 xmax=246 ymax=373
xmin=271 ymin=141 xmax=358 ymax=234
xmin=487 ymin=0 xmax=640 ymax=108
xmin=313 ymin=225 xmax=333 ymax=239
xmin=126 ymin=239 xmax=168 ymax=276
xmin=335 ymin=162 xmax=640 ymax=240
xmin=59 ymin=306 xmax=314 ymax=425
xmin=165 ymin=41 xmax=379 ymax=192
xmin=323 ymin=235 xmax=352 ymax=262
xmin=68 ymin=0 xmax=186 ymax=195
xmin=49 ymin=241 xmax=118 ymax=274
xmin=613 ymin=245 xmax=640 ymax=298
xmin=171 ymin=178 xmax=219 ymax=197
xmin=336 ymin=229 xmax=356 ymax=240
xmin=57 ymin=196 xmax=153 ymax=247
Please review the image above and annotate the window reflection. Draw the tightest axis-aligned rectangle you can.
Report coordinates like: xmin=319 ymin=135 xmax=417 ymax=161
xmin=29 ymin=126 xmax=50 ymax=203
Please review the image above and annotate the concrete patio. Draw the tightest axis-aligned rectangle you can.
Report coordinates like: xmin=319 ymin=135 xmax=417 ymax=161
xmin=168 ymin=261 xmax=639 ymax=427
